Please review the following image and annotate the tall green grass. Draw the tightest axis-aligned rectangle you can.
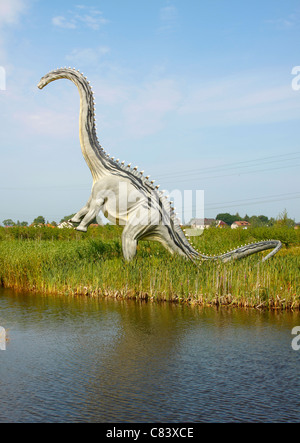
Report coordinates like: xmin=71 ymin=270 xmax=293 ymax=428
xmin=0 ymin=225 xmax=299 ymax=309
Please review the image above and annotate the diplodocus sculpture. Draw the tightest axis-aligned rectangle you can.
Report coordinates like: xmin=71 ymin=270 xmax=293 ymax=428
xmin=38 ymin=68 xmax=282 ymax=263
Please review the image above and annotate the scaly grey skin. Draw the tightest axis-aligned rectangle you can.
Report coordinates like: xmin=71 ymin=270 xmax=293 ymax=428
xmin=38 ymin=68 xmax=282 ymax=263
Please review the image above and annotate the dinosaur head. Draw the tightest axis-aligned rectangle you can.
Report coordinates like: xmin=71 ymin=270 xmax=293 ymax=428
xmin=37 ymin=67 xmax=84 ymax=90
xmin=37 ymin=70 xmax=60 ymax=89
xmin=38 ymin=77 xmax=47 ymax=89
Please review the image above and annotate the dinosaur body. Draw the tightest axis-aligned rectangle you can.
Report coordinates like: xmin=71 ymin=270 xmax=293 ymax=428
xmin=38 ymin=68 xmax=281 ymax=263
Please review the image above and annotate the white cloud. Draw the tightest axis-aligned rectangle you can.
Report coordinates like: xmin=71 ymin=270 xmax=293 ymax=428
xmin=158 ymin=4 xmax=178 ymax=33
xmin=160 ymin=5 xmax=178 ymax=22
xmin=66 ymin=46 xmax=110 ymax=65
xmin=122 ymin=79 xmax=182 ymax=137
xmin=52 ymin=5 xmax=109 ymax=31
xmin=92 ymin=79 xmax=130 ymax=107
xmin=265 ymin=11 xmax=300 ymax=30
xmin=52 ymin=16 xmax=76 ymax=30
xmin=78 ymin=12 xmax=108 ymax=31
xmin=178 ymin=73 xmax=300 ymax=126
xmin=14 ymin=107 xmax=78 ymax=138
xmin=0 ymin=0 xmax=29 ymax=62
xmin=0 ymin=0 xmax=27 ymax=26
xmin=266 ymin=18 xmax=294 ymax=29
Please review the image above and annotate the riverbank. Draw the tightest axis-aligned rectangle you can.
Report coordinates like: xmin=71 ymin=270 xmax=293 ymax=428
xmin=0 ymin=225 xmax=299 ymax=309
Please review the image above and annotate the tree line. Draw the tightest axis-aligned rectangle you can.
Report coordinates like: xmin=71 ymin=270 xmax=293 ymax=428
xmin=216 ymin=209 xmax=296 ymax=228
xmin=1 ymin=214 xmax=104 ymax=228
xmin=2 ymin=209 xmax=297 ymax=228
xmin=1 ymin=214 xmax=76 ymax=227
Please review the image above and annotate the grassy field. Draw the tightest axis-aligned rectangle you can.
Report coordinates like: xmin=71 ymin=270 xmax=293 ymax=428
xmin=0 ymin=225 xmax=299 ymax=309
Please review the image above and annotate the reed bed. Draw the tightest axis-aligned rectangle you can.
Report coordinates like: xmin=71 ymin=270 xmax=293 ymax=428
xmin=0 ymin=225 xmax=299 ymax=309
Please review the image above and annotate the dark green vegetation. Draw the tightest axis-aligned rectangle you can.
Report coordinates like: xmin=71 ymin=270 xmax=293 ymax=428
xmin=0 ymin=225 xmax=299 ymax=309
xmin=216 ymin=209 xmax=296 ymax=227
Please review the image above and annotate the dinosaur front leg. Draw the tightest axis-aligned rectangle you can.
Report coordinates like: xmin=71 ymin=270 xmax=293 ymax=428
xmin=69 ymin=196 xmax=92 ymax=223
xmin=76 ymin=198 xmax=104 ymax=232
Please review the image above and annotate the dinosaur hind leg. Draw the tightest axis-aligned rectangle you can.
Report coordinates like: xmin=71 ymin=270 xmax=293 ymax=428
xmin=121 ymin=223 xmax=142 ymax=261
xmin=122 ymin=235 xmax=138 ymax=261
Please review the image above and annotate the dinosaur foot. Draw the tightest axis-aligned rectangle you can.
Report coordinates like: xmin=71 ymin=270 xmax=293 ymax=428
xmin=69 ymin=218 xmax=81 ymax=224
xmin=75 ymin=226 xmax=88 ymax=233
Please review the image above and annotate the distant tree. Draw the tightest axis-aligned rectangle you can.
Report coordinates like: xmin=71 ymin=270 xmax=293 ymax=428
xmin=217 ymin=213 xmax=271 ymax=227
xmin=276 ymin=209 xmax=295 ymax=228
xmin=16 ymin=221 xmax=28 ymax=227
xmin=248 ymin=215 xmax=270 ymax=227
xmin=269 ymin=217 xmax=276 ymax=226
xmin=51 ymin=221 xmax=58 ymax=227
xmin=216 ymin=213 xmax=242 ymax=225
xmin=33 ymin=216 xmax=46 ymax=225
xmin=258 ymin=215 xmax=269 ymax=225
xmin=2 ymin=219 xmax=15 ymax=227
xmin=249 ymin=215 xmax=259 ymax=227
xmin=60 ymin=214 xmax=76 ymax=223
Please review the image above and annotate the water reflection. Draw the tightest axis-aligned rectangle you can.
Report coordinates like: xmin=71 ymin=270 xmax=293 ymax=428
xmin=0 ymin=287 xmax=300 ymax=423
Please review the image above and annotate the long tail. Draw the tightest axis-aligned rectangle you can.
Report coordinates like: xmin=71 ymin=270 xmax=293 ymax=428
xmin=158 ymin=206 xmax=282 ymax=263
xmin=194 ymin=239 xmax=282 ymax=263
xmin=155 ymin=191 xmax=282 ymax=264
xmin=173 ymin=224 xmax=282 ymax=263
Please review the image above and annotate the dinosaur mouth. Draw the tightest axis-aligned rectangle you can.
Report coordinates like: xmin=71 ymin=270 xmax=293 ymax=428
xmin=37 ymin=81 xmax=45 ymax=89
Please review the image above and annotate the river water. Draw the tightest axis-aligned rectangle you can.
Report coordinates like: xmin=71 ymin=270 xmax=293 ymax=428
xmin=0 ymin=287 xmax=299 ymax=423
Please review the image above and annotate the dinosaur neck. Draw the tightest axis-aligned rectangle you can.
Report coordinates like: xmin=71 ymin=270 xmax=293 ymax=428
xmin=77 ymin=74 xmax=105 ymax=180
xmin=38 ymin=68 xmax=107 ymax=181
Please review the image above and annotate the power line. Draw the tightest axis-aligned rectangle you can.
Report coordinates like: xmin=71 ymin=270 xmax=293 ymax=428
xmin=172 ymin=191 xmax=300 ymax=215
xmin=0 ymin=151 xmax=299 ymax=190
xmin=204 ymin=194 xmax=300 ymax=211
xmin=157 ymin=162 xmax=300 ymax=184
xmin=204 ymin=191 xmax=300 ymax=207
xmin=0 ymin=184 xmax=91 ymax=191
xmin=184 ymin=192 xmax=300 ymax=212
xmin=1 ymin=160 xmax=297 ymax=191
xmin=154 ymin=151 xmax=300 ymax=180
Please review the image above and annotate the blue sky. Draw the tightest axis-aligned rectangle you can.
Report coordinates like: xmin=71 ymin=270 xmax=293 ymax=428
xmin=0 ymin=0 xmax=300 ymax=224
